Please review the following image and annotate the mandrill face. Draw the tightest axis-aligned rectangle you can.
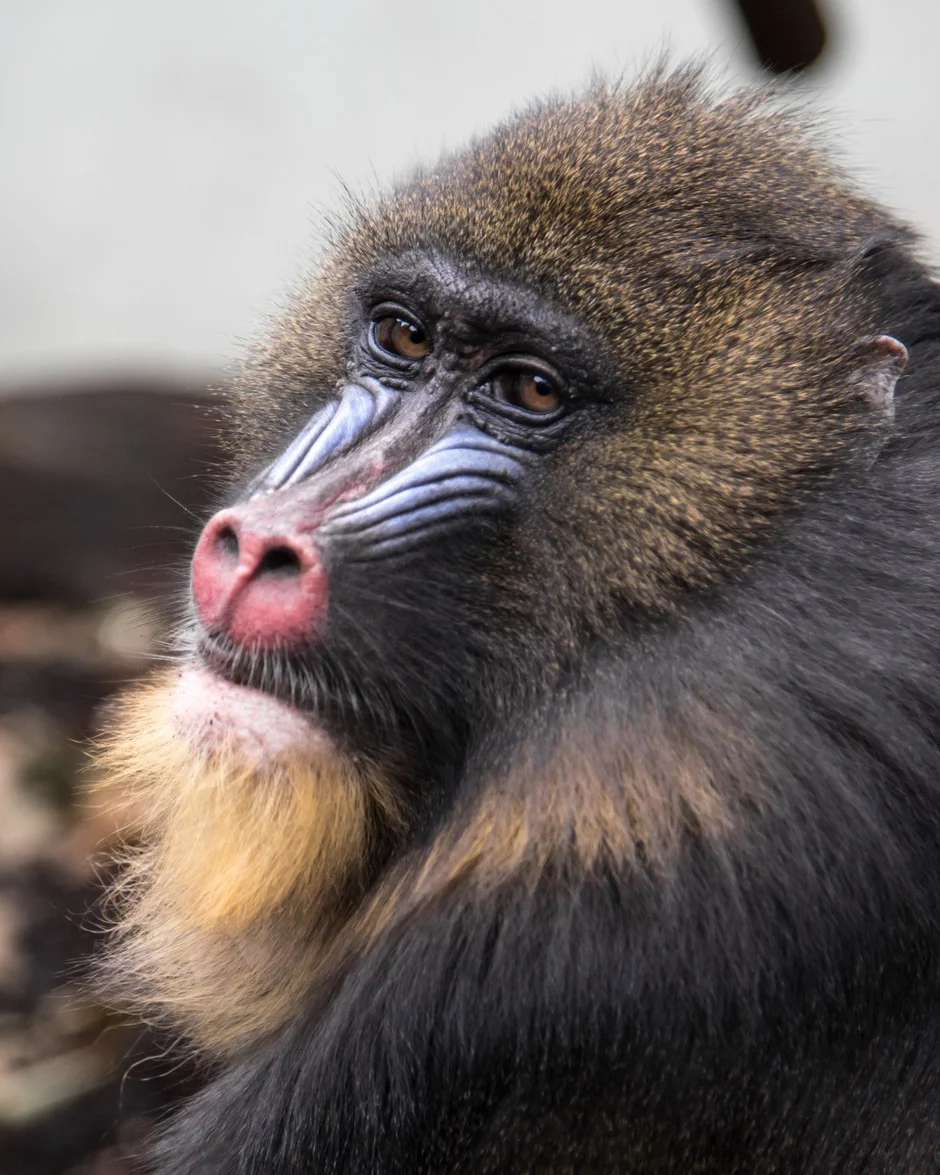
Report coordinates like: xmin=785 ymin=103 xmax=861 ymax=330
xmin=95 ymin=75 xmax=907 ymax=1056
xmin=188 ymin=253 xmax=592 ymax=778
xmin=183 ymin=240 xmax=900 ymax=783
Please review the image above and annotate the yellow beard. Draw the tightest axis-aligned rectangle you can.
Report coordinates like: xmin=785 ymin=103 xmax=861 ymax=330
xmin=92 ymin=670 xmax=400 ymax=1055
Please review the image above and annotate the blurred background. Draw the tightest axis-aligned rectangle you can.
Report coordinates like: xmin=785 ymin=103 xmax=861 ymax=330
xmin=0 ymin=2 xmax=937 ymax=1171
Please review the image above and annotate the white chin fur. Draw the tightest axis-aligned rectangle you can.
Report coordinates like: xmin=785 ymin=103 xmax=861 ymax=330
xmin=169 ymin=667 xmax=330 ymax=765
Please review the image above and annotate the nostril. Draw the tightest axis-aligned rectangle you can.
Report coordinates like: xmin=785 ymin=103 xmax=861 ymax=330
xmin=257 ymin=545 xmax=303 ymax=578
xmin=216 ymin=525 xmax=240 ymax=560
xmin=192 ymin=512 xmax=327 ymax=644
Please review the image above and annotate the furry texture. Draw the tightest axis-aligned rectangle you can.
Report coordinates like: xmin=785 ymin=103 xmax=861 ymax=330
xmin=94 ymin=670 xmax=401 ymax=1053
xmin=93 ymin=69 xmax=940 ymax=1171
xmin=237 ymin=70 xmax=899 ymax=613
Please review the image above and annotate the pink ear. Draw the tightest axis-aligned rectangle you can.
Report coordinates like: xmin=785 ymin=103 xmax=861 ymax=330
xmin=857 ymin=335 xmax=908 ymax=418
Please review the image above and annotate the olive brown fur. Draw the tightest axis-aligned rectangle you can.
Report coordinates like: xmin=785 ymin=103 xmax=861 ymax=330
xmin=96 ymin=68 xmax=940 ymax=1171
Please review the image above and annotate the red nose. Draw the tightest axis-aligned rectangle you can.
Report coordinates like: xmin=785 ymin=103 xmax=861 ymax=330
xmin=191 ymin=508 xmax=329 ymax=647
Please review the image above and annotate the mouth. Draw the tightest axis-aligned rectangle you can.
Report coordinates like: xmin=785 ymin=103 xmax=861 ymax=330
xmin=193 ymin=618 xmax=408 ymax=755
xmin=195 ymin=627 xmax=369 ymax=736
xmin=197 ymin=629 xmax=311 ymax=708
xmin=198 ymin=628 xmax=262 ymax=678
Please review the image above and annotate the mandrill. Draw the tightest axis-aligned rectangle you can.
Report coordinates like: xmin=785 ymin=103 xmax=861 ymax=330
xmin=95 ymin=68 xmax=940 ymax=1172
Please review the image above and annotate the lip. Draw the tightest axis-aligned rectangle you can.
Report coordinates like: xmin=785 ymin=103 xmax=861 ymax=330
xmin=195 ymin=630 xmax=299 ymax=706
xmin=197 ymin=628 xmax=252 ymax=674
xmin=195 ymin=624 xmax=351 ymax=723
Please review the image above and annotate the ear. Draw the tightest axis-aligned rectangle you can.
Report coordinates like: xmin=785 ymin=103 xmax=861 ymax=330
xmin=855 ymin=335 xmax=908 ymax=421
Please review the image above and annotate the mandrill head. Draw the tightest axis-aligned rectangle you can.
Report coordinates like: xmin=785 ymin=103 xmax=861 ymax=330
xmin=95 ymin=69 xmax=908 ymax=1054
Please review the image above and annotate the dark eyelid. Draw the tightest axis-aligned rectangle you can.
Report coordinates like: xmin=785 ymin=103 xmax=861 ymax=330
xmin=466 ymin=387 xmax=568 ymax=427
xmin=476 ymin=356 xmax=567 ymax=398
xmin=368 ymin=301 xmax=427 ymax=329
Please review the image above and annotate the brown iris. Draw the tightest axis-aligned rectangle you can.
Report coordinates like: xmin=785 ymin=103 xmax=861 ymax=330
xmin=373 ymin=315 xmax=430 ymax=360
xmin=492 ymin=370 xmax=562 ymax=414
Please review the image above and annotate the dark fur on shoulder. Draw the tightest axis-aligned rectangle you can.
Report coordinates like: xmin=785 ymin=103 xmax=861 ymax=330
xmin=111 ymin=69 xmax=940 ymax=1172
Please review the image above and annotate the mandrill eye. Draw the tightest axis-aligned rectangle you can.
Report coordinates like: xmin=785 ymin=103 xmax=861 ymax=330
xmin=372 ymin=314 xmax=431 ymax=361
xmin=491 ymin=369 xmax=563 ymax=414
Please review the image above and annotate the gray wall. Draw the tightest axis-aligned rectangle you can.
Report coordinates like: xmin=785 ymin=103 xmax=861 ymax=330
xmin=1 ymin=0 xmax=938 ymax=383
